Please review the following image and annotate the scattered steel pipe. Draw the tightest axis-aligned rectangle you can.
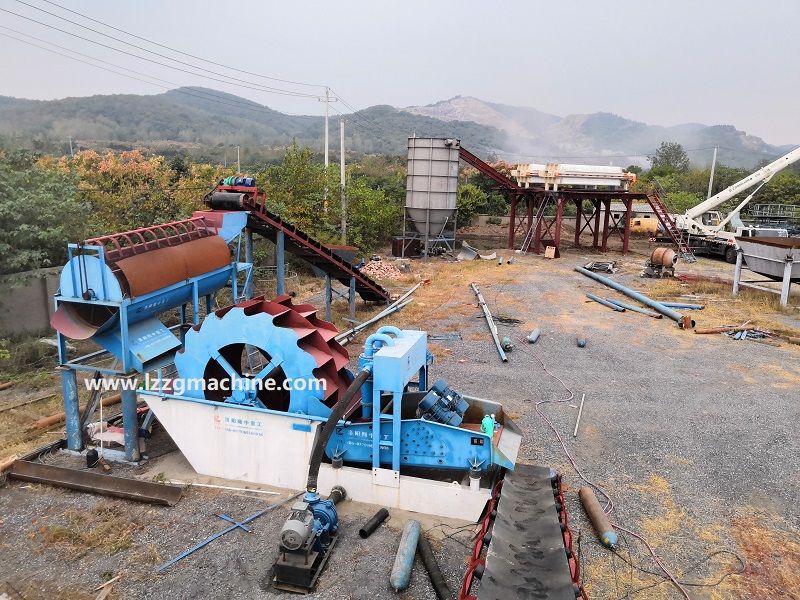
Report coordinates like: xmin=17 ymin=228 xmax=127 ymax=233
xmin=359 ymin=508 xmax=390 ymax=538
xmin=575 ymin=266 xmax=694 ymax=328
xmin=335 ymin=283 xmax=419 ymax=344
xmin=604 ymin=298 xmax=662 ymax=318
xmin=573 ymin=394 xmax=586 ymax=438
xmin=694 ymin=326 xmax=749 ymax=335
xmin=659 ymin=302 xmax=704 ymax=310
xmin=157 ymin=492 xmax=302 ymax=572
xmin=579 ymin=487 xmax=617 ymax=549
xmin=471 ymin=283 xmax=508 ymax=363
xmin=417 ymin=534 xmax=455 ymax=600
xmin=586 ymin=293 xmax=624 ymax=312
xmin=390 ymin=519 xmax=421 ymax=591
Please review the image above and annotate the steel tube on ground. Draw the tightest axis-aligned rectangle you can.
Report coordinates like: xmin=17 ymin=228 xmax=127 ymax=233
xmin=417 ymin=533 xmax=454 ymax=600
xmin=659 ymin=302 xmax=704 ymax=310
xmin=390 ymin=519 xmax=422 ymax=591
xmin=579 ymin=487 xmax=617 ymax=548
xmin=575 ymin=266 xmax=694 ymax=328
xmin=586 ymin=293 xmax=624 ymax=312
xmin=604 ymin=298 xmax=662 ymax=318
xmin=471 ymin=283 xmax=508 ymax=362
xmin=359 ymin=508 xmax=389 ymax=538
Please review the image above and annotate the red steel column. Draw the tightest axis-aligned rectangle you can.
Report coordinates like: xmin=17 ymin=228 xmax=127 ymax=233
xmin=622 ymin=198 xmax=633 ymax=255
xmin=593 ymin=199 xmax=601 ymax=249
xmin=574 ymin=199 xmax=582 ymax=247
xmin=554 ymin=196 xmax=564 ymax=250
xmin=533 ymin=194 xmax=543 ymax=254
xmin=602 ymin=199 xmax=611 ymax=251
xmin=507 ymin=193 xmax=518 ymax=249
xmin=526 ymin=194 xmax=534 ymax=238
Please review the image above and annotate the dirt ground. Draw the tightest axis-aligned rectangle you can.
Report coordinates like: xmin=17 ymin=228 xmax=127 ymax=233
xmin=1 ymin=237 xmax=799 ymax=599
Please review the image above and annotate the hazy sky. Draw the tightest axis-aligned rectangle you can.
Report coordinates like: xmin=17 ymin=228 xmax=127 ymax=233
xmin=1 ymin=0 xmax=799 ymax=144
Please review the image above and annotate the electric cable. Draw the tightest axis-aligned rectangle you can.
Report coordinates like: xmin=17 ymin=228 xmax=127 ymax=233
xmin=0 ymin=7 xmax=322 ymax=99
xmin=0 ymin=25 xmax=304 ymax=116
xmin=9 ymin=1 xmax=322 ymax=98
xmin=30 ymin=0 xmax=328 ymax=89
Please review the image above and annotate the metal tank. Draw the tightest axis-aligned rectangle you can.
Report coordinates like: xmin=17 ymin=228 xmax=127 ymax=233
xmin=405 ymin=137 xmax=460 ymax=249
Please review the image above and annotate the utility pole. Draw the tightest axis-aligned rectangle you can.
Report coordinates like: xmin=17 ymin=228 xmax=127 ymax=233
xmin=340 ymin=119 xmax=347 ymax=244
xmin=324 ymin=88 xmax=330 ymax=169
xmin=706 ymin=146 xmax=718 ymax=199
xmin=319 ymin=88 xmax=337 ymax=211
xmin=68 ymin=136 xmax=73 ymax=158
xmin=236 ymin=145 xmax=241 ymax=174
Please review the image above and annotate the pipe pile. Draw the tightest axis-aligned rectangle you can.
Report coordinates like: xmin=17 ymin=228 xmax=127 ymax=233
xmin=575 ymin=266 xmax=694 ymax=329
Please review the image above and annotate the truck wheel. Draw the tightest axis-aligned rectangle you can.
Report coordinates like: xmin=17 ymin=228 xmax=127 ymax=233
xmin=725 ymin=247 xmax=737 ymax=264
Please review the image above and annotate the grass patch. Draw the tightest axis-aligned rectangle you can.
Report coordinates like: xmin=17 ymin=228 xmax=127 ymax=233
xmin=641 ymin=278 xmax=800 ymax=340
xmin=35 ymin=501 xmax=143 ymax=559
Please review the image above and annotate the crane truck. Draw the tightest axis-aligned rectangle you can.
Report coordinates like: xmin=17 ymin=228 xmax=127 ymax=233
xmin=660 ymin=146 xmax=800 ymax=262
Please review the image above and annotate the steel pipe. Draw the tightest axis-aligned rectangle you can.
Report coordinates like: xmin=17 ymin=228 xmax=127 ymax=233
xmin=659 ymin=302 xmax=704 ymax=310
xmin=390 ymin=519 xmax=422 ymax=591
xmin=604 ymin=298 xmax=662 ymax=318
xmin=471 ymin=283 xmax=508 ymax=362
xmin=575 ymin=267 xmax=694 ymax=328
xmin=586 ymin=293 xmax=624 ymax=311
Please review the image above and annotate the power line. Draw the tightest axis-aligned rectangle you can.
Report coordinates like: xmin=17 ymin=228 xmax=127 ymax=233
xmin=12 ymin=0 xmax=322 ymax=98
xmin=33 ymin=0 xmax=328 ymax=90
xmin=0 ymin=26 xmax=299 ymax=116
xmin=2 ymin=4 xmax=323 ymax=99
xmin=0 ymin=30 xmax=305 ymax=117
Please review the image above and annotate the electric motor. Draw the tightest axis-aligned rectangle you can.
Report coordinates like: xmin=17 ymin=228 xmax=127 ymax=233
xmin=280 ymin=502 xmax=315 ymax=551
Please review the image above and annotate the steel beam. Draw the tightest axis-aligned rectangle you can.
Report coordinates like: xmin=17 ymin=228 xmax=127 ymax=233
xmin=276 ymin=229 xmax=286 ymax=295
xmin=9 ymin=460 xmax=182 ymax=505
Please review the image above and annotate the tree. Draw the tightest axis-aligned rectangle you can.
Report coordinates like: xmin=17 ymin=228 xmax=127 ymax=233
xmin=456 ymin=183 xmax=488 ymax=227
xmin=0 ymin=150 xmax=91 ymax=275
xmin=344 ymin=179 xmax=402 ymax=252
xmin=648 ymin=142 xmax=690 ymax=173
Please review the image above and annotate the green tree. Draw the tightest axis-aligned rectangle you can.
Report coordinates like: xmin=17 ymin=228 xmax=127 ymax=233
xmin=456 ymin=183 xmax=488 ymax=227
xmin=648 ymin=142 xmax=690 ymax=173
xmin=344 ymin=179 xmax=402 ymax=252
xmin=0 ymin=150 xmax=91 ymax=275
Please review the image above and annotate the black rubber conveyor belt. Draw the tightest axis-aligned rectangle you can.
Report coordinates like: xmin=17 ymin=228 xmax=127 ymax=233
xmin=478 ymin=464 xmax=577 ymax=600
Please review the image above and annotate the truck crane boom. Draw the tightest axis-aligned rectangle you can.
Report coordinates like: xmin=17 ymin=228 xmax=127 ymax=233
xmin=685 ymin=146 xmax=800 ymax=221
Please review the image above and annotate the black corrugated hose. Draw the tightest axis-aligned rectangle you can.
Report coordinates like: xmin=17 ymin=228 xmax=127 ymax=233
xmin=418 ymin=534 xmax=454 ymax=600
xmin=306 ymin=368 xmax=371 ymax=493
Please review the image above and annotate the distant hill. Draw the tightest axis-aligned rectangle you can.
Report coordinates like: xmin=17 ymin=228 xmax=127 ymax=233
xmin=0 ymin=88 xmax=791 ymax=167
xmin=403 ymin=96 xmax=793 ymax=168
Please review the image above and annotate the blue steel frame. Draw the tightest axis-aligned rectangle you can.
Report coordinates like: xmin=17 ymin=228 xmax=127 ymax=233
xmin=55 ymin=234 xmax=252 ymax=462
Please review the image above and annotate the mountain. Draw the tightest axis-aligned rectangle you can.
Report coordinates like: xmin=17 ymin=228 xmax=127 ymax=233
xmin=0 ymin=88 xmax=790 ymax=168
xmin=402 ymin=96 xmax=791 ymax=168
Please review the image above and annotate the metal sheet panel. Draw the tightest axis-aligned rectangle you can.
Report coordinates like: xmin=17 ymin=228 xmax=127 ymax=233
xmin=115 ymin=235 xmax=231 ymax=297
xmin=405 ymin=137 xmax=460 ymax=236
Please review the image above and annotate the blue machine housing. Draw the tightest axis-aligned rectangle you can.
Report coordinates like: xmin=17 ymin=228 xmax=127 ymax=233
xmin=325 ymin=327 xmax=512 ymax=473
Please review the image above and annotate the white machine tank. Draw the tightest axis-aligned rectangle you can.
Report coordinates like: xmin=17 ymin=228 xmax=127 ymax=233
xmin=511 ymin=162 xmax=636 ymax=190
xmin=405 ymin=137 xmax=460 ymax=236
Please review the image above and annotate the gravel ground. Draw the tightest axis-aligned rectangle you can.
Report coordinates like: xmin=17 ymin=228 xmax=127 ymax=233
xmin=1 ymin=246 xmax=798 ymax=599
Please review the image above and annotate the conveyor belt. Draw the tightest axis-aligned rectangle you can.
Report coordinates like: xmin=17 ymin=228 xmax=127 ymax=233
xmin=461 ymin=464 xmax=582 ymax=600
xmin=206 ymin=185 xmax=390 ymax=303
